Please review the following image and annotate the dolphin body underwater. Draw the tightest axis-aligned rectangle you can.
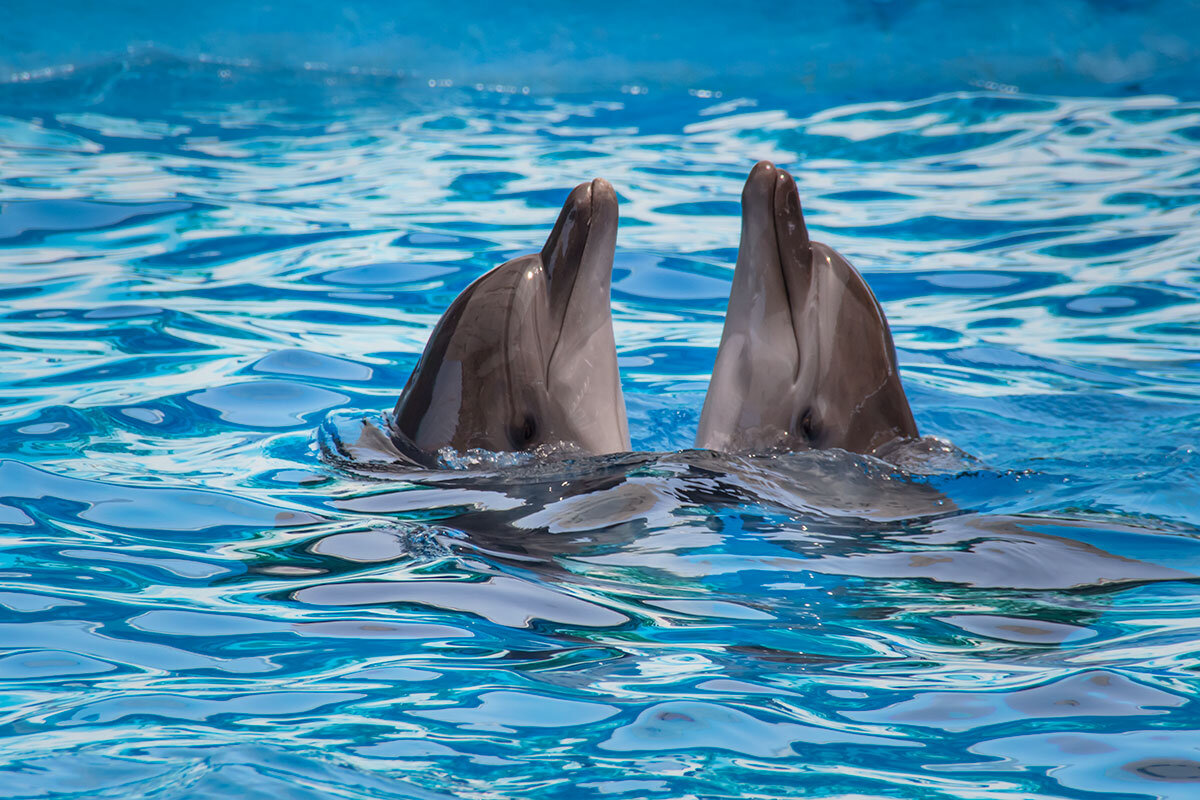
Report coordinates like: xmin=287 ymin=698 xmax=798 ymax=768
xmin=384 ymin=162 xmax=916 ymax=466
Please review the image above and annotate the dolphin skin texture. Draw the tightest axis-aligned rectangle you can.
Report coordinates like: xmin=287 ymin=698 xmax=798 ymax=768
xmin=696 ymin=161 xmax=918 ymax=456
xmin=389 ymin=179 xmax=630 ymax=465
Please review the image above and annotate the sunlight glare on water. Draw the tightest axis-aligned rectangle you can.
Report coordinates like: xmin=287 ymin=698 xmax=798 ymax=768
xmin=0 ymin=54 xmax=1199 ymax=800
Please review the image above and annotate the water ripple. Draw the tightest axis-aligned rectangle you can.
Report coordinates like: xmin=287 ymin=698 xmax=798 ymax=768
xmin=0 ymin=56 xmax=1198 ymax=800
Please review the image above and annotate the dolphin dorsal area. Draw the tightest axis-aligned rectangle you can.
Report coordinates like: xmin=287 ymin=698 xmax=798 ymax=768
xmin=389 ymin=179 xmax=630 ymax=465
xmin=696 ymin=161 xmax=918 ymax=457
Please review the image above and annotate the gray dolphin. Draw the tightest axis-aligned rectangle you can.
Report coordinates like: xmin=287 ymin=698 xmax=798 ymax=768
xmin=696 ymin=161 xmax=918 ymax=456
xmin=388 ymin=179 xmax=630 ymax=465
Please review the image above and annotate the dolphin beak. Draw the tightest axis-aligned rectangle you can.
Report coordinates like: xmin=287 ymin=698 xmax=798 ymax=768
xmin=771 ymin=165 xmax=812 ymax=279
xmin=729 ymin=161 xmax=814 ymax=380
xmin=540 ymin=178 xmax=627 ymax=453
xmin=694 ymin=161 xmax=803 ymax=452
xmin=540 ymin=178 xmax=618 ymax=332
xmin=540 ymin=182 xmax=591 ymax=281
xmin=541 ymin=178 xmax=617 ymax=280
xmin=743 ymin=160 xmax=778 ymax=214
xmin=580 ymin=177 xmax=619 ymax=295
xmin=742 ymin=160 xmax=812 ymax=304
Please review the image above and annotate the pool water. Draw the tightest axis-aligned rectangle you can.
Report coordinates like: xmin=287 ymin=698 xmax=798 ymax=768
xmin=1 ymin=54 xmax=1199 ymax=799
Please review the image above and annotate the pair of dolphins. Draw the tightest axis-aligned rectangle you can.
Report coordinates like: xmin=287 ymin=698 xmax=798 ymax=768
xmin=388 ymin=161 xmax=919 ymax=467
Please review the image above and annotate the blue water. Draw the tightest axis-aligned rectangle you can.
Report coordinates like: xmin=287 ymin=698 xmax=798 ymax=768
xmin=2 ymin=54 xmax=1200 ymax=799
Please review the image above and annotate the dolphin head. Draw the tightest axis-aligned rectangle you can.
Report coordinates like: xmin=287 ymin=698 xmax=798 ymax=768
xmin=390 ymin=179 xmax=630 ymax=464
xmin=695 ymin=161 xmax=918 ymax=456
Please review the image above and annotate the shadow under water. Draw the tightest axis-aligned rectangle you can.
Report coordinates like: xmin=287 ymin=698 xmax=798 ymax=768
xmin=311 ymin=413 xmax=1193 ymax=613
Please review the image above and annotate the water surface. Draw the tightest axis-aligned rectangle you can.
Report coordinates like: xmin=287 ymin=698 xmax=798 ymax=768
xmin=1 ymin=56 xmax=1199 ymax=799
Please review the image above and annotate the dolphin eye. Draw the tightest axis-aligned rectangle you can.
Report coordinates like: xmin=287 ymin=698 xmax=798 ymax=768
xmin=511 ymin=415 xmax=538 ymax=448
xmin=799 ymin=409 xmax=817 ymax=442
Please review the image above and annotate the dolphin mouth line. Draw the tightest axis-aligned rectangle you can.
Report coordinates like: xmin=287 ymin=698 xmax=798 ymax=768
xmin=769 ymin=175 xmax=804 ymax=384
xmin=549 ymin=179 xmax=594 ymax=357
xmin=544 ymin=178 xmax=615 ymax=381
xmin=755 ymin=165 xmax=809 ymax=385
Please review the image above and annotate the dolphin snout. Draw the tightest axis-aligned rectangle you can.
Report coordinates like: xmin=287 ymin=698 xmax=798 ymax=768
xmin=743 ymin=160 xmax=777 ymax=207
xmin=557 ymin=178 xmax=616 ymax=224
xmin=586 ymin=178 xmax=618 ymax=253
xmin=588 ymin=177 xmax=617 ymax=225
xmin=562 ymin=180 xmax=593 ymax=222
xmin=743 ymin=160 xmax=803 ymax=243
xmin=739 ymin=160 xmax=813 ymax=281
xmin=772 ymin=167 xmax=811 ymax=267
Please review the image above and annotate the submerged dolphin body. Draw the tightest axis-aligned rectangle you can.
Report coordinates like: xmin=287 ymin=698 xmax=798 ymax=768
xmin=696 ymin=161 xmax=918 ymax=456
xmin=388 ymin=179 xmax=629 ymax=465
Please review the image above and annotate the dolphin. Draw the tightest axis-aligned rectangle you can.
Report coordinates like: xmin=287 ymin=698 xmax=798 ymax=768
xmin=696 ymin=161 xmax=918 ymax=456
xmin=388 ymin=179 xmax=630 ymax=465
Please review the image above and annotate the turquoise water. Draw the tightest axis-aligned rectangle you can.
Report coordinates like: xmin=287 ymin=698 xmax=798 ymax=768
xmin=2 ymin=55 xmax=1200 ymax=799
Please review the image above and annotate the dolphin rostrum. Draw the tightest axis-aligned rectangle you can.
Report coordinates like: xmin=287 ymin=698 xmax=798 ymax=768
xmin=389 ymin=179 xmax=630 ymax=465
xmin=696 ymin=161 xmax=918 ymax=456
